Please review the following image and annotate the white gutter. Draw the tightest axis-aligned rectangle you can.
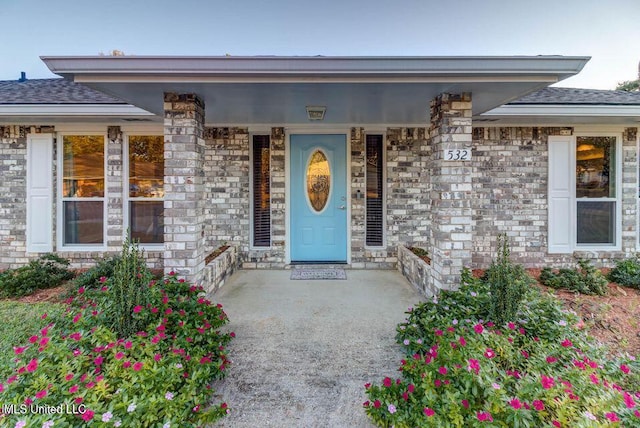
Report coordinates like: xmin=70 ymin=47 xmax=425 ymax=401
xmin=483 ymin=104 xmax=640 ymax=117
xmin=0 ymin=104 xmax=155 ymax=117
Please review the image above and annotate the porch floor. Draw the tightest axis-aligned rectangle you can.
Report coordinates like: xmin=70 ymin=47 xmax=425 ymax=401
xmin=210 ymin=269 xmax=422 ymax=427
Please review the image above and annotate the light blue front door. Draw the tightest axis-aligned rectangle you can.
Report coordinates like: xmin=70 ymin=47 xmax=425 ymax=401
xmin=290 ymin=134 xmax=348 ymax=262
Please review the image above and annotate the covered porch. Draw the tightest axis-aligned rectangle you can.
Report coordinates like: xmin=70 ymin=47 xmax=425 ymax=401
xmin=42 ymin=55 xmax=589 ymax=292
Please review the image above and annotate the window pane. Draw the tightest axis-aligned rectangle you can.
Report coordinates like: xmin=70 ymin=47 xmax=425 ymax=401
xmin=252 ymin=135 xmax=271 ymax=247
xmin=129 ymin=136 xmax=164 ymax=198
xmin=63 ymin=201 xmax=104 ymax=244
xmin=366 ymin=134 xmax=384 ymax=247
xmin=63 ymin=136 xmax=104 ymax=197
xmin=577 ymin=201 xmax=615 ymax=245
xmin=306 ymin=150 xmax=330 ymax=212
xmin=576 ymin=136 xmax=616 ymax=198
xmin=130 ymin=201 xmax=164 ymax=244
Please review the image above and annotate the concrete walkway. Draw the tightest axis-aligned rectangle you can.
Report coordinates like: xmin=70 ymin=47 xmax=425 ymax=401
xmin=210 ymin=269 xmax=422 ymax=428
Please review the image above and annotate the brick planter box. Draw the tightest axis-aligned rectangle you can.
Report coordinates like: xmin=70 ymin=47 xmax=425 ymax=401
xmin=200 ymin=245 xmax=238 ymax=295
xmin=397 ymin=245 xmax=439 ymax=297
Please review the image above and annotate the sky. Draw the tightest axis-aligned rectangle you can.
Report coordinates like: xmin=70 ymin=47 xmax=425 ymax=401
xmin=1 ymin=0 xmax=639 ymax=89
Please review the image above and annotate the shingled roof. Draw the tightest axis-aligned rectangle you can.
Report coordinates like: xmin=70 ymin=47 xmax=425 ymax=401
xmin=0 ymin=78 xmax=125 ymax=104
xmin=508 ymin=87 xmax=640 ymax=105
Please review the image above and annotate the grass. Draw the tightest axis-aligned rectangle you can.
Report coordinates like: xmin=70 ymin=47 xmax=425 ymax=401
xmin=0 ymin=300 xmax=64 ymax=378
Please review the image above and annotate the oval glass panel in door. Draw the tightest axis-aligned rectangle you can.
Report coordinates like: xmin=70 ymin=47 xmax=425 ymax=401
xmin=306 ymin=150 xmax=331 ymax=212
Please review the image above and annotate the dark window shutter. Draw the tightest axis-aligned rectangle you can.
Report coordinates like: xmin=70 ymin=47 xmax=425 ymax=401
xmin=252 ymin=135 xmax=271 ymax=247
xmin=366 ymin=134 xmax=384 ymax=247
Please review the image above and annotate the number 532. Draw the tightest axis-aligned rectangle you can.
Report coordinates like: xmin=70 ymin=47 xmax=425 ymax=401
xmin=444 ymin=149 xmax=471 ymax=161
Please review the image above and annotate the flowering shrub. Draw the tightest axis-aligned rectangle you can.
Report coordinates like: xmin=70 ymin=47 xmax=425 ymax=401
xmin=365 ymin=268 xmax=640 ymax=427
xmin=0 ymin=272 xmax=233 ymax=427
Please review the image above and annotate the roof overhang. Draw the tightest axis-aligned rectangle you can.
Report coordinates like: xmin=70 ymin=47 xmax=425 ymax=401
xmin=41 ymin=56 xmax=590 ymax=125
xmin=479 ymin=104 xmax=640 ymax=125
xmin=0 ymin=104 xmax=157 ymax=125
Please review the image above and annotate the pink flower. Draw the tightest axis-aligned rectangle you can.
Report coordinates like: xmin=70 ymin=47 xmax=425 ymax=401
xmin=541 ymin=375 xmax=554 ymax=389
xmin=605 ymin=413 xmax=619 ymax=422
xmin=408 ymin=384 xmax=415 ymax=393
xmin=133 ymin=305 xmax=143 ymax=313
xmin=94 ymin=356 xmax=104 ymax=366
xmin=383 ymin=377 xmax=392 ymax=387
xmin=521 ymin=350 xmax=529 ymax=359
xmin=461 ymin=399 xmax=469 ymax=408
xmin=477 ymin=411 xmax=493 ymax=422
xmin=72 ymin=313 xmax=82 ymax=323
xmin=561 ymin=339 xmax=572 ymax=348
xmin=0 ymin=383 xmax=3 ymax=393
xmin=473 ymin=324 xmax=484 ymax=334
xmin=624 ymin=392 xmax=636 ymax=408
xmin=589 ymin=374 xmax=599 ymax=385
xmin=388 ymin=404 xmax=396 ymax=414
xmin=435 ymin=329 xmax=443 ymax=336
xmin=373 ymin=400 xmax=381 ymax=408
xmin=424 ymin=407 xmax=435 ymax=417
xmin=484 ymin=348 xmax=495 ymax=359
xmin=78 ymin=287 xmax=85 ymax=294
xmin=123 ymin=361 xmax=131 ymax=368
xmin=115 ymin=352 xmax=125 ymax=360
xmin=133 ymin=362 xmax=144 ymax=371
xmin=35 ymin=389 xmax=47 ymax=399
xmin=552 ymin=421 xmax=561 ymax=428
xmin=438 ymin=366 xmax=448 ymax=375
xmin=546 ymin=356 xmax=557 ymax=364
xmin=532 ymin=400 xmax=545 ymax=411
xmin=69 ymin=385 xmax=79 ymax=394
xmin=154 ymin=353 xmax=162 ymax=362
xmin=509 ymin=398 xmax=522 ymax=409
xmin=65 ymin=373 xmax=74 ymax=381
xmin=434 ymin=379 xmax=442 ymax=387
xmin=507 ymin=322 xmax=516 ymax=330
xmin=99 ymin=276 xmax=107 ymax=283
xmin=124 ymin=341 xmax=133 ymax=349
xmin=14 ymin=346 xmax=28 ymax=355
xmin=29 ymin=335 xmax=38 ymax=343
xmin=467 ymin=359 xmax=480 ymax=375
xmin=459 ymin=336 xmax=467 ymax=347
xmin=26 ymin=359 xmax=38 ymax=372
xmin=81 ymin=410 xmax=95 ymax=422
xmin=621 ymin=364 xmax=631 ymax=374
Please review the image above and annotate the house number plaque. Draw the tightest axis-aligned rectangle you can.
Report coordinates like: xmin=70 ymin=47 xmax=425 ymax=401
xmin=443 ymin=148 xmax=472 ymax=161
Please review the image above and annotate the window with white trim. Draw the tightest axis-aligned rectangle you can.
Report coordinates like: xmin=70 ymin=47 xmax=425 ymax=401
xmin=127 ymin=135 xmax=164 ymax=244
xmin=548 ymin=135 xmax=621 ymax=253
xmin=61 ymin=135 xmax=106 ymax=245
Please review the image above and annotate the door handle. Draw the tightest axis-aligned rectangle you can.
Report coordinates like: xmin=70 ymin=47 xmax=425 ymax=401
xmin=338 ymin=205 xmax=346 ymax=210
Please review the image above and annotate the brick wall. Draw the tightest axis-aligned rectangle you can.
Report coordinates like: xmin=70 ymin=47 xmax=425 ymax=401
xmin=471 ymin=126 xmax=639 ymax=268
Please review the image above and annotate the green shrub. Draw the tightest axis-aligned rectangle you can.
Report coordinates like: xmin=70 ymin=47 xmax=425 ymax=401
xmin=106 ymin=238 xmax=153 ymax=338
xmin=0 ymin=272 xmax=234 ymax=427
xmin=484 ymin=234 xmax=534 ymax=326
xmin=608 ymin=257 xmax=640 ymax=288
xmin=540 ymin=259 xmax=609 ymax=295
xmin=0 ymin=253 xmax=74 ymax=298
xmin=73 ymin=255 xmax=122 ymax=290
xmin=368 ymin=269 xmax=640 ymax=427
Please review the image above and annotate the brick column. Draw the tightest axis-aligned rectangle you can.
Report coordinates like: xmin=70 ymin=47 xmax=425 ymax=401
xmin=163 ymin=93 xmax=206 ymax=282
xmin=106 ymin=126 xmax=124 ymax=250
xmin=428 ymin=93 xmax=473 ymax=290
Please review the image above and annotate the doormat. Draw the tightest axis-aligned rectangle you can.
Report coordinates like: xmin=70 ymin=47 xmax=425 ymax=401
xmin=290 ymin=268 xmax=347 ymax=280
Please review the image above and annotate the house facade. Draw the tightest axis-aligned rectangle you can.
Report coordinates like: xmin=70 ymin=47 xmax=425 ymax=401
xmin=1 ymin=56 xmax=639 ymax=294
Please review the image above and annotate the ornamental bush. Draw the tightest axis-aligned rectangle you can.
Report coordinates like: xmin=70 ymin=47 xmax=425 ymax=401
xmin=539 ymin=258 xmax=609 ymax=296
xmin=0 ymin=253 xmax=74 ymax=298
xmin=608 ymin=257 xmax=640 ymax=288
xmin=365 ymin=270 xmax=640 ymax=427
xmin=0 ymin=271 xmax=234 ymax=427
